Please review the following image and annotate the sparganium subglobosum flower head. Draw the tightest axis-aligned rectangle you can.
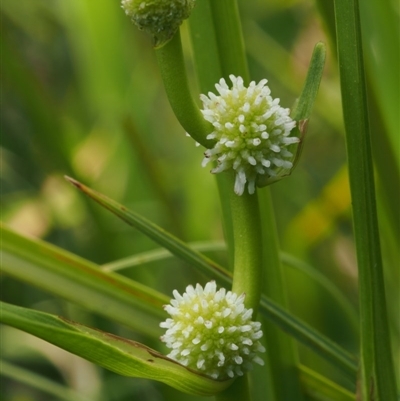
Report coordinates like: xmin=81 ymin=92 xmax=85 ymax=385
xmin=160 ymin=281 xmax=265 ymax=380
xmin=121 ymin=0 xmax=195 ymax=48
xmin=200 ymin=75 xmax=299 ymax=195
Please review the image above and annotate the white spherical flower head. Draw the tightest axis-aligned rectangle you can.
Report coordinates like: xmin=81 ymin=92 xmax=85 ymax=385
xmin=200 ymin=75 xmax=298 ymax=195
xmin=160 ymin=281 xmax=265 ymax=380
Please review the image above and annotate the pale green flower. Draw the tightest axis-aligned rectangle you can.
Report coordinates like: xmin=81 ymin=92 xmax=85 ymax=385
xmin=200 ymin=75 xmax=298 ymax=195
xmin=160 ymin=281 xmax=265 ymax=380
xmin=121 ymin=0 xmax=195 ymax=47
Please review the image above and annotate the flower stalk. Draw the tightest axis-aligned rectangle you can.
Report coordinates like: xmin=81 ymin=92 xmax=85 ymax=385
xmin=228 ymin=189 xmax=263 ymax=312
xmin=155 ymin=30 xmax=213 ymax=148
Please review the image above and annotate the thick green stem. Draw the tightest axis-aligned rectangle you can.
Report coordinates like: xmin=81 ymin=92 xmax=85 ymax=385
xmin=155 ymin=30 xmax=213 ymax=148
xmin=258 ymin=189 xmax=305 ymax=400
xmin=229 ymin=181 xmax=263 ymax=311
xmin=210 ymin=0 xmax=249 ymax=82
xmin=333 ymin=0 xmax=397 ymax=399
xmin=207 ymin=0 xmax=261 ymax=309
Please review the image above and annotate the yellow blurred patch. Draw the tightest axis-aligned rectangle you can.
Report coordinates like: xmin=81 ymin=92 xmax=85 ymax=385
xmin=287 ymin=166 xmax=351 ymax=245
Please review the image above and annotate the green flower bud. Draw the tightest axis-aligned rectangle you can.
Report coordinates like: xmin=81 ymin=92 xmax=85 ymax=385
xmin=121 ymin=0 xmax=196 ymax=48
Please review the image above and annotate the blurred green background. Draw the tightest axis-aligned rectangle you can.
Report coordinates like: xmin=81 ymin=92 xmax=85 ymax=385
xmin=1 ymin=0 xmax=398 ymax=400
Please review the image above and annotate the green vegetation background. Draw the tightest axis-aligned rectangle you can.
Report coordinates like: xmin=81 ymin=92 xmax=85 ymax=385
xmin=1 ymin=0 xmax=398 ymax=400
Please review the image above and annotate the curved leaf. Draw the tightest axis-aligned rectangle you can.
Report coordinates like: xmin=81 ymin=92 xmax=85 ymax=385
xmin=291 ymin=42 xmax=326 ymax=122
xmin=0 ymin=302 xmax=232 ymax=396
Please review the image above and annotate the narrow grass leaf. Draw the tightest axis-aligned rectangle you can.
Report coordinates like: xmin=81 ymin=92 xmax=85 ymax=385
xmin=282 ymin=253 xmax=359 ymax=336
xmin=0 ymin=302 xmax=232 ymax=396
xmin=64 ymin=176 xmax=230 ymax=282
xmin=258 ymin=189 xmax=304 ymax=401
xmin=259 ymin=295 xmax=357 ymax=381
xmin=299 ymin=365 xmax=355 ymax=401
xmin=333 ymin=0 xmax=397 ymax=398
xmin=101 ymin=241 xmax=226 ymax=272
xmin=0 ymin=224 xmax=167 ymax=338
xmin=291 ymin=42 xmax=326 ymax=122
xmin=0 ymin=360 xmax=92 ymax=401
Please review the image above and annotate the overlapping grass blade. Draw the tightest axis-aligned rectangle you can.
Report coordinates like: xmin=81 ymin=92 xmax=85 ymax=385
xmin=0 ymin=360 xmax=92 ymax=401
xmin=0 ymin=302 xmax=231 ymax=396
xmin=333 ymin=0 xmax=397 ymax=398
xmin=299 ymin=365 xmax=355 ymax=401
xmin=65 ymin=176 xmax=229 ymax=282
xmin=0 ymin=224 xmax=167 ymax=338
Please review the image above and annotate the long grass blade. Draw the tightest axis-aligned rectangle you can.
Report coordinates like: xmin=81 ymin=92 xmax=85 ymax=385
xmin=333 ymin=0 xmax=397 ymax=398
xmin=0 ymin=224 xmax=167 ymax=338
xmin=299 ymin=365 xmax=355 ymax=401
xmin=0 ymin=360 xmax=92 ymax=401
xmin=0 ymin=302 xmax=231 ymax=396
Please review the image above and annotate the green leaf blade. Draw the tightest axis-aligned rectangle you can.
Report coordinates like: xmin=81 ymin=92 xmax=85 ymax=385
xmin=0 ymin=360 xmax=92 ymax=401
xmin=333 ymin=0 xmax=398 ymax=399
xmin=0 ymin=224 xmax=168 ymax=337
xmin=299 ymin=365 xmax=355 ymax=401
xmin=291 ymin=42 xmax=327 ymax=122
xmin=0 ymin=302 xmax=232 ymax=396
xmin=64 ymin=176 xmax=231 ymax=284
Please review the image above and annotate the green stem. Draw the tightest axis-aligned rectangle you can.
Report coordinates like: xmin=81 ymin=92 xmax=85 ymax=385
xmin=228 ymin=183 xmax=263 ymax=311
xmin=187 ymin=0 xmax=235 ymax=269
xmin=333 ymin=0 xmax=397 ymax=399
xmin=258 ymin=189 xmax=305 ymax=400
xmin=210 ymin=0 xmax=249 ymax=82
xmin=207 ymin=0 xmax=261 ymax=308
xmin=155 ymin=30 xmax=213 ymax=148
